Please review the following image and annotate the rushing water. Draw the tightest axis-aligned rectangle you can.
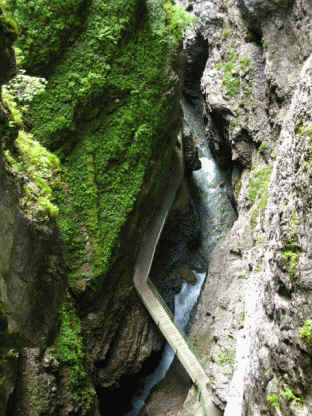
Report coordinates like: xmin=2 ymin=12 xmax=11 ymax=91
xmin=129 ymin=272 xmax=206 ymax=416
xmin=129 ymin=98 xmax=236 ymax=416
xmin=183 ymin=98 xmax=236 ymax=261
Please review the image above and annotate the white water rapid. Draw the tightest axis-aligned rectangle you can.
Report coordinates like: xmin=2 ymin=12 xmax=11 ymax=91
xmin=183 ymin=99 xmax=237 ymax=261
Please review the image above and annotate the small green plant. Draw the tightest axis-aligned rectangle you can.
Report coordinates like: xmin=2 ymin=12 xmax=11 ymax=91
xmin=238 ymin=310 xmax=246 ymax=326
xmin=0 ymin=0 xmax=20 ymax=35
xmin=256 ymin=260 xmax=262 ymax=273
xmin=300 ymin=320 xmax=312 ymax=343
xmin=222 ymin=60 xmax=240 ymax=97
xmin=223 ymin=29 xmax=230 ymax=39
xmin=1 ymin=90 xmax=24 ymax=128
xmin=281 ymin=388 xmax=303 ymax=404
xmin=217 ymin=52 xmax=253 ymax=97
xmin=164 ymin=1 xmax=196 ymax=43
xmin=283 ymin=248 xmax=300 ymax=277
xmin=249 ymin=166 xmax=272 ymax=206
xmin=267 ymin=394 xmax=280 ymax=410
xmin=296 ymin=123 xmax=312 ymax=139
xmin=239 ymin=57 xmax=251 ymax=71
xmin=218 ymin=349 xmax=235 ymax=367
xmin=6 ymin=349 xmax=18 ymax=358
xmin=259 ymin=142 xmax=267 ymax=152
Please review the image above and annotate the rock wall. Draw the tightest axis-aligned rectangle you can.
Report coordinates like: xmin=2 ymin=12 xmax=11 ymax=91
xmin=0 ymin=1 xmax=185 ymax=415
xmin=0 ymin=13 xmax=67 ymax=416
xmin=146 ymin=0 xmax=312 ymax=415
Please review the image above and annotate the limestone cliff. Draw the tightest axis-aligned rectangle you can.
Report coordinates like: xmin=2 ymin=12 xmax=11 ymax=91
xmin=145 ymin=0 xmax=312 ymax=415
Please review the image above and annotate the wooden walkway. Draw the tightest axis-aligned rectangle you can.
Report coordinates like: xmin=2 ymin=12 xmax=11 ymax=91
xmin=133 ymin=149 xmax=220 ymax=416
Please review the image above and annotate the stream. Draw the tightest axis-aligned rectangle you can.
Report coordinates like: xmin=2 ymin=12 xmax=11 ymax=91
xmin=129 ymin=97 xmax=236 ymax=415
xmin=130 ymin=272 xmax=206 ymax=416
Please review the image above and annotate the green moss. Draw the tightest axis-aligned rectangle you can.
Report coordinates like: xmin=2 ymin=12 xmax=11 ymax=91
xmin=258 ymin=142 xmax=267 ymax=152
xmin=26 ymin=383 xmax=42 ymax=413
xmin=1 ymin=90 xmax=24 ymax=128
xmin=222 ymin=60 xmax=240 ymax=97
xmin=1 ymin=71 xmax=59 ymax=221
xmin=249 ymin=167 xmax=272 ymax=232
xmin=300 ymin=320 xmax=312 ymax=343
xmin=233 ymin=179 xmax=242 ymax=200
xmin=4 ymin=130 xmax=60 ymax=221
xmin=14 ymin=0 xmax=182 ymax=290
xmin=267 ymin=394 xmax=280 ymax=410
xmin=217 ymin=52 xmax=253 ymax=98
xmin=217 ymin=349 xmax=235 ymax=367
xmin=249 ymin=166 xmax=272 ymax=206
xmin=164 ymin=1 xmax=196 ymax=43
xmin=48 ymin=294 xmax=95 ymax=414
xmin=5 ymin=0 xmax=90 ymax=74
xmin=282 ymin=226 xmax=300 ymax=278
xmin=250 ymin=207 xmax=259 ymax=231
xmin=50 ymin=297 xmax=83 ymax=369
xmin=282 ymin=249 xmax=300 ymax=277
xmin=296 ymin=123 xmax=312 ymax=139
xmin=281 ymin=388 xmax=303 ymax=404
xmin=239 ymin=57 xmax=251 ymax=71
xmin=223 ymin=29 xmax=230 ymax=40
xmin=256 ymin=260 xmax=262 ymax=273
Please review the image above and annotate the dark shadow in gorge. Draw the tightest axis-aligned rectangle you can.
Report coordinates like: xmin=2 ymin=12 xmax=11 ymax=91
xmin=97 ymin=350 xmax=162 ymax=416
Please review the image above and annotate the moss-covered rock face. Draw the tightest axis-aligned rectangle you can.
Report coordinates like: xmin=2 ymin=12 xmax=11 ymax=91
xmin=0 ymin=15 xmax=68 ymax=416
xmin=0 ymin=0 xmax=185 ymax=414
xmin=5 ymin=0 xmax=90 ymax=75
xmin=6 ymin=0 xmax=182 ymax=298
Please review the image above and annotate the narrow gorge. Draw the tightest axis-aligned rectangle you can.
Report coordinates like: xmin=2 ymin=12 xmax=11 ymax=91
xmin=0 ymin=0 xmax=312 ymax=415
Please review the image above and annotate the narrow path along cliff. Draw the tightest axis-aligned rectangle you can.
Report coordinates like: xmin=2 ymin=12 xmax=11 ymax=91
xmin=133 ymin=148 xmax=220 ymax=416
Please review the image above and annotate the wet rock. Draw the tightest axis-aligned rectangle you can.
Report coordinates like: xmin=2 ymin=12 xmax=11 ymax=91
xmin=0 ymin=157 xmax=66 ymax=348
xmin=180 ymin=266 xmax=197 ymax=285
xmin=150 ymin=1 xmax=312 ymax=415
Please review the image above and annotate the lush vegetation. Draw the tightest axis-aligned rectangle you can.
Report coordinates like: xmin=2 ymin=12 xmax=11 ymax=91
xmin=1 ymin=1 xmax=192 ymax=407
xmin=1 ymin=1 xmax=197 ymax=413
xmin=2 ymin=0 xmax=190 ymax=292
xmin=48 ymin=294 xmax=96 ymax=414
xmin=4 ymin=0 xmax=89 ymax=74
xmin=2 ymin=75 xmax=60 ymax=221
